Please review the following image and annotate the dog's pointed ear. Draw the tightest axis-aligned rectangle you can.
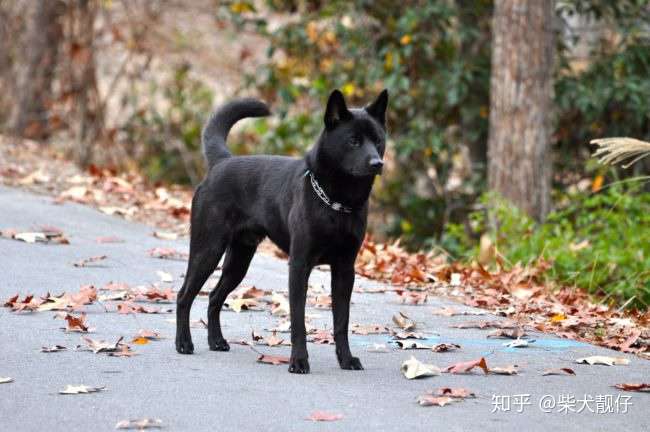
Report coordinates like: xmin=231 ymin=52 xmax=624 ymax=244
xmin=365 ymin=89 xmax=388 ymax=127
xmin=324 ymin=89 xmax=352 ymax=130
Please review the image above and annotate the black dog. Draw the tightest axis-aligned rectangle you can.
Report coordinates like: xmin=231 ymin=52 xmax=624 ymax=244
xmin=175 ymin=89 xmax=388 ymax=373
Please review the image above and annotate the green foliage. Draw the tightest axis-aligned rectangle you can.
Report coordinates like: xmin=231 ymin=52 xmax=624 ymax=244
xmin=224 ymin=0 xmax=492 ymax=243
xmin=222 ymin=0 xmax=650 ymax=250
xmin=120 ymin=64 xmax=213 ymax=185
xmin=448 ymin=181 xmax=650 ymax=309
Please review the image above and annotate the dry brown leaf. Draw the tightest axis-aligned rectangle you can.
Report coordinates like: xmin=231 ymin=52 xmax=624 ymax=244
xmin=613 ymin=383 xmax=650 ymax=392
xmin=306 ymin=411 xmax=343 ymax=422
xmin=309 ymin=330 xmax=334 ymax=345
xmin=392 ymin=311 xmax=416 ymax=330
xmin=417 ymin=395 xmax=456 ymax=407
xmin=147 ymin=247 xmax=188 ymax=260
xmin=445 ymin=357 xmax=489 ymax=375
xmin=63 ymin=313 xmax=91 ymax=333
xmin=434 ymin=387 xmax=475 ymax=398
xmin=390 ymin=330 xmax=426 ymax=340
xmin=0 ymin=377 xmax=13 ymax=384
xmin=257 ymin=354 xmax=290 ymax=365
xmin=351 ymin=324 xmax=389 ymax=335
xmin=489 ymin=365 xmax=519 ymax=375
xmin=542 ymin=368 xmax=575 ymax=376
xmin=115 ymin=418 xmax=163 ymax=430
xmin=487 ymin=328 xmax=526 ymax=339
xmin=432 ymin=343 xmax=461 ymax=352
xmin=73 ymin=255 xmax=107 ymax=267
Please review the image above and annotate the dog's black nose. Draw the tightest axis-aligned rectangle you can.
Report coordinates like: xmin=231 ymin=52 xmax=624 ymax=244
xmin=368 ymin=158 xmax=384 ymax=174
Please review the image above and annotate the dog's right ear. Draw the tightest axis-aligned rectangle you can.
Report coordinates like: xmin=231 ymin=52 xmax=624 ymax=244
xmin=324 ymin=89 xmax=352 ymax=130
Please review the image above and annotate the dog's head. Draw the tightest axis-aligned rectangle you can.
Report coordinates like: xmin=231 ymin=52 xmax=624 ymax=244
xmin=316 ymin=89 xmax=388 ymax=177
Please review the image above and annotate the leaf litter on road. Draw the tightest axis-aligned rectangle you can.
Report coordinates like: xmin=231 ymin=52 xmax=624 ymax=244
xmin=401 ymin=356 xmax=441 ymax=379
xmin=115 ymin=418 xmax=163 ymax=430
xmin=306 ymin=411 xmax=343 ymax=422
xmin=59 ymin=385 xmax=105 ymax=395
xmin=444 ymin=357 xmax=489 ymax=375
xmin=575 ymin=356 xmax=630 ymax=366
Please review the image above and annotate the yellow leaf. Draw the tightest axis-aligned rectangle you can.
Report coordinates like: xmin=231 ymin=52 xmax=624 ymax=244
xmin=230 ymin=2 xmax=254 ymax=14
xmin=550 ymin=313 xmax=566 ymax=323
xmin=132 ymin=337 xmax=149 ymax=345
xmin=342 ymin=83 xmax=355 ymax=97
xmin=592 ymin=175 xmax=604 ymax=192
xmin=400 ymin=34 xmax=412 ymax=45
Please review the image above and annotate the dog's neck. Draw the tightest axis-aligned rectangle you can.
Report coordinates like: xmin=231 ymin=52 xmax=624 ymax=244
xmin=305 ymin=147 xmax=374 ymax=211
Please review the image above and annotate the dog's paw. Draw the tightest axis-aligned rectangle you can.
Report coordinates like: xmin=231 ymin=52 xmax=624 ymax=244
xmin=288 ymin=358 xmax=310 ymax=374
xmin=176 ymin=338 xmax=194 ymax=355
xmin=208 ymin=338 xmax=230 ymax=352
xmin=339 ymin=356 xmax=364 ymax=370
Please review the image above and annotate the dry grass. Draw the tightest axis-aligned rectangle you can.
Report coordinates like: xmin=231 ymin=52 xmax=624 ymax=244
xmin=591 ymin=137 xmax=650 ymax=168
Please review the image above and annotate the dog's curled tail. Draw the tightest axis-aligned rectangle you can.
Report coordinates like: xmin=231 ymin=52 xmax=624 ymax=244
xmin=202 ymin=98 xmax=271 ymax=169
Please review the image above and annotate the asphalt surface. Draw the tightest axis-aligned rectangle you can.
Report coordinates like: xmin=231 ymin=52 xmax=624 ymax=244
xmin=0 ymin=185 xmax=648 ymax=431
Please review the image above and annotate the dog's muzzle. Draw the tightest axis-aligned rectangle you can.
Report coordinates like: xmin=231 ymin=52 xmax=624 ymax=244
xmin=368 ymin=158 xmax=384 ymax=175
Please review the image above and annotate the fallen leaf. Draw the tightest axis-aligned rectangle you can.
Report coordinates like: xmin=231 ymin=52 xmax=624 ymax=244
xmin=156 ymin=270 xmax=173 ymax=283
xmin=270 ymin=292 xmax=290 ymax=317
xmin=95 ymin=236 xmax=124 ymax=243
xmin=115 ymin=418 xmax=163 ymax=430
xmin=431 ymin=307 xmax=486 ymax=317
xmin=432 ymin=343 xmax=461 ymax=352
xmin=417 ymin=395 xmax=456 ymax=407
xmin=107 ymin=345 xmax=137 ymax=357
xmin=392 ymin=311 xmax=416 ymax=330
xmin=542 ymin=368 xmax=575 ymax=376
xmin=148 ymin=247 xmax=188 ymax=260
xmin=0 ymin=377 xmax=13 ymax=384
xmin=63 ymin=313 xmax=91 ymax=333
xmin=395 ymin=340 xmax=432 ymax=350
xmin=134 ymin=329 xmax=162 ymax=340
xmin=41 ymin=345 xmax=67 ymax=353
xmin=226 ymin=297 xmax=262 ymax=313
xmin=445 ymin=357 xmax=489 ymax=375
xmin=489 ymin=365 xmax=519 ymax=375
xmin=503 ymin=339 xmax=534 ymax=348
xmin=575 ymin=356 xmax=630 ymax=366
xmin=82 ymin=336 xmax=124 ymax=354
xmin=395 ymin=289 xmax=428 ymax=305
xmin=59 ymin=385 xmax=105 ymax=394
xmin=450 ymin=320 xmax=517 ymax=329
xmin=306 ymin=411 xmax=343 ymax=422
xmin=132 ymin=337 xmax=149 ymax=345
xmin=153 ymin=231 xmax=178 ymax=240
xmin=487 ymin=328 xmax=526 ymax=339
xmin=434 ymin=387 xmax=476 ymax=398
xmin=613 ymin=383 xmax=650 ymax=392
xmin=401 ymin=356 xmax=441 ymax=379
xmin=309 ymin=330 xmax=334 ymax=345
xmin=4 ymin=294 xmax=42 ymax=312
xmin=351 ymin=324 xmax=389 ymax=335
xmin=308 ymin=295 xmax=332 ymax=309
xmin=73 ymin=255 xmax=107 ymax=267
xmin=390 ymin=330 xmax=426 ymax=340
xmin=257 ymin=354 xmax=290 ymax=365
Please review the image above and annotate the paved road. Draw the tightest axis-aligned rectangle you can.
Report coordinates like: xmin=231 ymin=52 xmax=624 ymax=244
xmin=0 ymin=185 xmax=648 ymax=431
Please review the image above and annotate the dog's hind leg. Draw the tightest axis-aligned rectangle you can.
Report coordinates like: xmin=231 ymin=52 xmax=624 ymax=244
xmin=207 ymin=239 xmax=257 ymax=351
xmin=176 ymin=193 xmax=227 ymax=354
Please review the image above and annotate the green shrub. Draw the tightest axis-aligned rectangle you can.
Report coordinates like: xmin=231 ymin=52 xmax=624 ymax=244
xmin=447 ymin=181 xmax=650 ymax=309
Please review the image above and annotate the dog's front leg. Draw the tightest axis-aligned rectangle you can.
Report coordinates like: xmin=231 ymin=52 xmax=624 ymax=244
xmin=288 ymin=252 xmax=312 ymax=374
xmin=331 ymin=257 xmax=363 ymax=370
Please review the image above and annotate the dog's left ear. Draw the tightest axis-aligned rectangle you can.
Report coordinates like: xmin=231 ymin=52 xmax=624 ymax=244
xmin=365 ymin=89 xmax=388 ymax=127
xmin=324 ymin=89 xmax=352 ymax=130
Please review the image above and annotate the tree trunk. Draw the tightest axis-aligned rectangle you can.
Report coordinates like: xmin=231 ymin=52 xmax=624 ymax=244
xmin=487 ymin=0 xmax=555 ymax=221
xmin=9 ymin=0 xmax=65 ymax=140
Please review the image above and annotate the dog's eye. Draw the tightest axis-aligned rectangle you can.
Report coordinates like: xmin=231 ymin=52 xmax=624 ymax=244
xmin=349 ymin=138 xmax=361 ymax=147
